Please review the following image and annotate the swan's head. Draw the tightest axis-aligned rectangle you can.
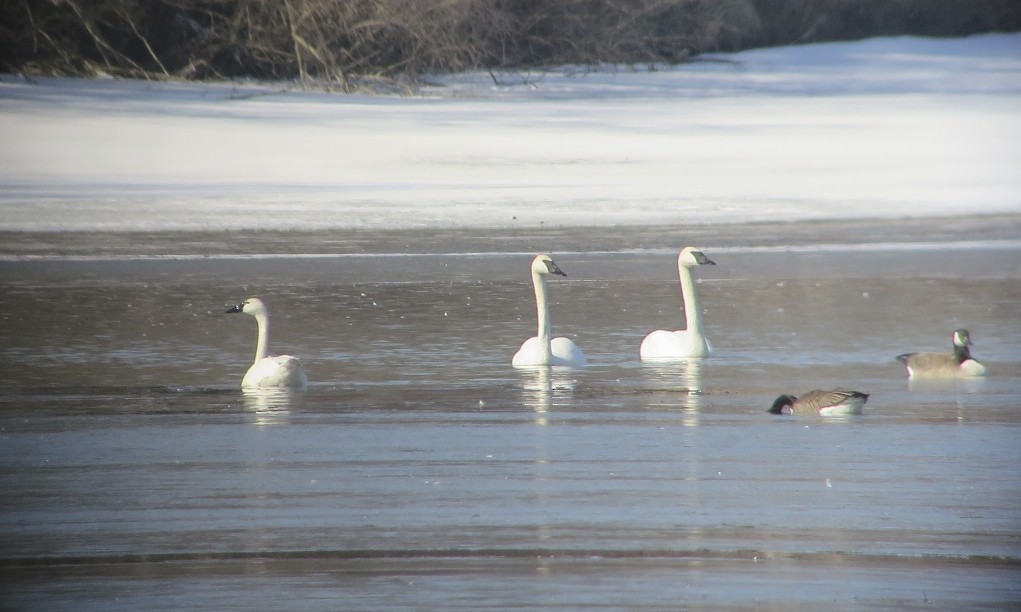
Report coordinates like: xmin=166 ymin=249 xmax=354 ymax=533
xmin=768 ymin=394 xmax=797 ymax=414
xmin=679 ymin=247 xmax=715 ymax=268
xmin=226 ymin=297 xmax=267 ymax=317
xmin=953 ymin=329 xmax=972 ymax=347
xmin=532 ymin=254 xmax=567 ymax=277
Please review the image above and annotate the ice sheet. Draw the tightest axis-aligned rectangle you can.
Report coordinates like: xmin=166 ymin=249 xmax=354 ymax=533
xmin=1 ymin=34 xmax=1019 ymax=232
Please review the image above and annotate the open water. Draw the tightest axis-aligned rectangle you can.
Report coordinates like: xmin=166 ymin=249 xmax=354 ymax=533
xmin=1 ymin=221 xmax=1020 ymax=610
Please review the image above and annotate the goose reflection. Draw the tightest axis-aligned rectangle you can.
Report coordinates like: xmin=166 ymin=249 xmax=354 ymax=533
xmin=241 ymin=387 xmax=305 ymax=426
xmin=641 ymin=359 xmax=704 ymax=425
xmin=906 ymin=375 xmax=987 ymax=422
xmin=518 ymin=366 xmax=576 ymax=426
xmin=907 ymin=375 xmax=987 ymax=395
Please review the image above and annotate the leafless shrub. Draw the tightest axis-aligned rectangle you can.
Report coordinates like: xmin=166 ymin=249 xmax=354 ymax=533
xmin=1 ymin=0 xmax=1018 ymax=87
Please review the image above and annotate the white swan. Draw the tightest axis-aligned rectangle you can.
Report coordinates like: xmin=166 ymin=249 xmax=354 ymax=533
xmin=512 ymin=254 xmax=586 ymax=367
xmin=226 ymin=297 xmax=308 ymax=389
xmin=640 ymin=247 xmax=715 ymax=360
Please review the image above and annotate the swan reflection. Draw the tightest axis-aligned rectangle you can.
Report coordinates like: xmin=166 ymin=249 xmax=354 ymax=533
xmin=516 ymin=367 xmax=568 ymax=548
xmin=241 ymin=387 xmax=305 ymax=426
xmin=641 ymin=359 xmax=704 ymax=425
xmin=517 ymin=366 xmax=576 ymax=426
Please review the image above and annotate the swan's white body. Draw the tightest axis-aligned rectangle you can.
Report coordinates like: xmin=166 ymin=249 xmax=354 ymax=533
xmin=640 ymin=247 xmax=715 ymax=360
xmin=226 ymin=297 xmax=307 ymax=389
xmin=242 ymin=355 xmax=306 ymax=389
xmin=512 ymin=255 xmax=586 ymax=367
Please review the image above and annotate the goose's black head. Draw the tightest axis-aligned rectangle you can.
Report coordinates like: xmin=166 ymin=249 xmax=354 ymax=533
xmin=952 ymin=329 xmax=973 ymax=362
xmin=768 ymin=394 xmax=797 ymax=414
xmin=953 ymin=329 xmax=972 ymax=347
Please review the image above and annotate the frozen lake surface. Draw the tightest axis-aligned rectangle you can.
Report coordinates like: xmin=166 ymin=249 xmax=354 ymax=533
xmin=2 ymin=34 xmax=1020 ymax=232
xmin=1 ymin=222 xmax=1020 ymax=609
xmin=2 ymin=32 xmax=1020 ymax=609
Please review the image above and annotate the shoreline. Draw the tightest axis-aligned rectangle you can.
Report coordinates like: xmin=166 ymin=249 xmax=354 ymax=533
xmin=2 ymin=213 xmax=1019 ymax=257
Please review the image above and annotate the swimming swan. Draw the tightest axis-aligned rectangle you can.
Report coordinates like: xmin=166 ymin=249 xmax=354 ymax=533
xmin=640 ymin=247 xmax=715 ymax=360
xmin=768 ymin=389 xmax=869 ymax=416
xmin=512 ymin=254 xmax=586 ymax=367
xmin=896 ymin=328 xmax=987 ymax=378
xmin=226 ymin=297 xmax=308 ymax=389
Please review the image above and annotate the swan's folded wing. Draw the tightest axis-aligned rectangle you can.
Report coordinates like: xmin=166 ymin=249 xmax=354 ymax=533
xmin=512 ymin=337 xmax=544 ymax=366
xmin=244 ymin=355 xmax=307 ymax=388
xmin=639 ymin=329 xmax=711 ymax=360
xmin=551 ymin=337 xmax=586 ymax=367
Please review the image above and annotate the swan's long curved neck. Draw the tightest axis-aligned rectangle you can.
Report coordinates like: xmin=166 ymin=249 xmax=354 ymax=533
xmin=253 ymin=312 xmax=270 ymax=364
xmin=678 ymin=265 xmax=703 ymax=334
xmin=532 ymin=270 xmax=553 ymax=363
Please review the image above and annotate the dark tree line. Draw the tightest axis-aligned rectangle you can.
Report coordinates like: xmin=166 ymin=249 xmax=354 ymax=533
xmin=2 ymin=0 xmax=1018 ymax=90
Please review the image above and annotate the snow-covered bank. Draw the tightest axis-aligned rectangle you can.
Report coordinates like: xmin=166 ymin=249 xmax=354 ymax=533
xmin=1 ymin=34 xmax=1019 ymax=232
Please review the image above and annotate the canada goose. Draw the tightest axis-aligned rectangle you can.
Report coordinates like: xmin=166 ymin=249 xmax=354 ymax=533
xmin=512 ymin=254 xmax=586 ymax=367
xmin=896 ymin=329 xmax=987 ymax=379
xmin=768 ymin=389 xmax=869 ymax=416
xmin=640 ymin=247 xmax=715 ymax=360
xmin=226 ymin=297 xmax=308 ymax=389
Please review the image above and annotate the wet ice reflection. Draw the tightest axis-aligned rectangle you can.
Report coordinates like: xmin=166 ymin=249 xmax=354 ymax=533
xmin=906 ymin=376 xmax=989 ymax=395
xmin=1 ymin=236 xmax=1020 ymax=610
xmin=641 ymin=359 xmax=704 ymax=424
xmin=516 ymin=366 xmax=577 ymax=426
xmin=241 ymin=388 xmax=304 ymax=426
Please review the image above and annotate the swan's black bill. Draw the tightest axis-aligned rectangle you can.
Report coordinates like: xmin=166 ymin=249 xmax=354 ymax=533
xmin=225 ymin=303 xmax=244 ymax=314
xmin=694 ymin=251 xmax=715 ymax=266
xmin=544 ymin=260 xmax=567 ymax=277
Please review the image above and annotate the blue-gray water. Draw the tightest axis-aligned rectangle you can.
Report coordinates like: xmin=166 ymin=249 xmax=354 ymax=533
xmin=1 ymin=223 xmax=1020 ymax=609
